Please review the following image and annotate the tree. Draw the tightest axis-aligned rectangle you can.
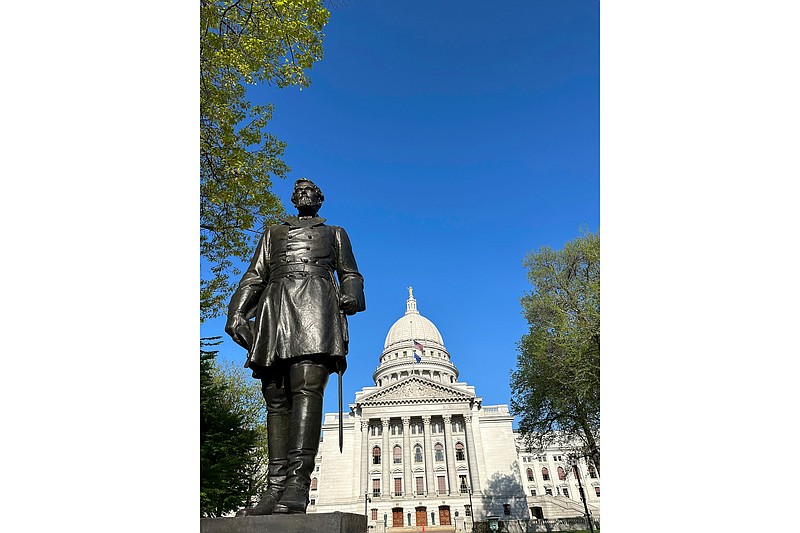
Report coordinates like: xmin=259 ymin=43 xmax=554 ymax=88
xmin=200 ymin=0 xmax=330 ymax=321
xmin=200 ymin=337 xmax=267 ymax=516
xmin=510 ymin=231 xmax=600 ymax=474
xmin=217 ymin=358 xmax=269 ymax=509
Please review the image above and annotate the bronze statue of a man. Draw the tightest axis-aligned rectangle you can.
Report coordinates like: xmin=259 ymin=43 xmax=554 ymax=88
xmin=225 ymin=178 xmax=365 ymax=515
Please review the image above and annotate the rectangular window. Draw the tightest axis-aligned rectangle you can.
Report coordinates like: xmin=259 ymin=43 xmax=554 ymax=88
xmin=594 ymin=486 xmax=600 ymax=497
xmin=416 ymin=477 xmax=424 ymax=495
xmin=545 ymin=487 xmax=552 ymax=496
xmin=372 ymin=479 xmax=381 ymax=497
xmin=459 ymin=475 xmax=468 ymax=493
xmin=310 ymin=499 xmax=316 ymax=506
xmin=437 ymin=476 xmax=446 ymax=494
xmin=464 ymin=505 xmax=472 ymax=517
xmin=530 ymin=489 xmax=536 ymax=496
xmin=503 ymin=503 xmax=511 ymax=516
xmin=562 ymin=488 xmax=569 ymax=497
xmin=371 ymin=508 xmax=378 ymax=520
xmin=394 ymin=478 xmax=402 ymax=495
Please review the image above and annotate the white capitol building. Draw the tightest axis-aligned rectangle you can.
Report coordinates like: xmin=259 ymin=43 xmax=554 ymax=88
xmin=307 ymin=289 xmax=600 ymax=530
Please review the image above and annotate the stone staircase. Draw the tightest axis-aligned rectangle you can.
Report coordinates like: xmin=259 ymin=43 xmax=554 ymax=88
xmin=529 ymin=494 xmax=599 ymax=520
xmin=383 ymin=527 xmax=455 ymax=532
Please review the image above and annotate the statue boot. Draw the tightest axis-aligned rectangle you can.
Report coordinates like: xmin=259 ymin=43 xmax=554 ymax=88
xmin=273 ymin=361 xmax=329 ymax=514
xmin=237 ymin=380 xmax=291 ymax=516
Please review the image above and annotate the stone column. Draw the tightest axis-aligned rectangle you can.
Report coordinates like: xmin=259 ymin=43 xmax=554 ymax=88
xmin=402 ymin=416 xmax=412 ymax=497
xmin=360 ymin=418 xmax=370 ymax=498
xmin=422 ymin=415 xmax=435 ymax=495
xmin=442 ymin=414 xmax=458 ymax=495
xmin=464 ymin=413 xmax=481 ymax=491
xmin=381 ymin=417 xmax=390 ymax=498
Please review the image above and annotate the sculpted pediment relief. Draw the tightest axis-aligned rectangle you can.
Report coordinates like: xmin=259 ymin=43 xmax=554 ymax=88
xmin=358 ymin=376 xmax=474 ymax=406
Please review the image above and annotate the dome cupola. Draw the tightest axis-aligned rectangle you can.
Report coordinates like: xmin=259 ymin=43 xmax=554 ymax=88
xmin=372 ymin=288 xmax=459 ymax=387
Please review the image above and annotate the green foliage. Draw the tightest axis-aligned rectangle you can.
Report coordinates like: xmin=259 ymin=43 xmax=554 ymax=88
xmin=200 ymin=337 xmax=268 ymax=517
xmin=510 ymin=230 xmax=601 ymax=473
xmin=200 ymin=0 xmax=330 ymax=321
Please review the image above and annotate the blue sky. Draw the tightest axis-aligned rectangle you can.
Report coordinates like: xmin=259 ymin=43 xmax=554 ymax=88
xmin=201 ymin=0 xmax=600 ymax=419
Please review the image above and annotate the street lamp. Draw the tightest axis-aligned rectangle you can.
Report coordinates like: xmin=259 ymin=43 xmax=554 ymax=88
xmin=364 ymin=492 xmax=371 ymax=517
xmin=570 ymin=456 xmax=595 ymax=533
xmin=467 ymin=485 xmax=475 ymax=533
xmin=487 ymin=515 xmax=500 ymax=532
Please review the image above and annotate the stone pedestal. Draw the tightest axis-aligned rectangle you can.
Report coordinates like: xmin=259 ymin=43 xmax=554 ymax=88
xmin=200 ymin=512 xmax=367 ymax=533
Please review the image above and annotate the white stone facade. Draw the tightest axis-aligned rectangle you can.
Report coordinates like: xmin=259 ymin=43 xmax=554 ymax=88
xmin=307 ymin=290 xmax=600 ymax=528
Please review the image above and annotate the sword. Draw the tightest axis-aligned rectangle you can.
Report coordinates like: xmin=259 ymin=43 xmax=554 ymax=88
xmin=338 ymin=367 xmax=343 ymax=453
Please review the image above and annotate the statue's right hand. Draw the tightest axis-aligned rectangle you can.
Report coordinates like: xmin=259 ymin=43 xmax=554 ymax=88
xmin=225 ymin=313 xmax=247 ymax=344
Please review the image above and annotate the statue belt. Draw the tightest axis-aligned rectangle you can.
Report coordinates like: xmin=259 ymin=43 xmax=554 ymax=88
xmin=269 ymin=262 xmax=332 ymax=280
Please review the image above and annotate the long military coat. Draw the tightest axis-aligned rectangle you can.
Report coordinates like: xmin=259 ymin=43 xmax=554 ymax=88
xmin=227 ymin=216 xmax=365 ymax=371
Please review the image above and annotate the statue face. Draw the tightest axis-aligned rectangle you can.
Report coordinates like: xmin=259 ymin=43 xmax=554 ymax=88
xmin=292 ymin=181 xmax=323 ymax=212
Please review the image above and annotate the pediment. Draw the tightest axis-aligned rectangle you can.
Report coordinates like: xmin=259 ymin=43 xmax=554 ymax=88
xmin=358 ymin=376 xmax=474 ymax=406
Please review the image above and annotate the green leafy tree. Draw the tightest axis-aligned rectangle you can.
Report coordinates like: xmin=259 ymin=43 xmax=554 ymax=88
xmin=201 ymin=337 xmax=265 ymax=517
xmin=217 ymin=359 xmax=269 ymax=508
xmin=510 ymin=231 xmax=600 ymax=474
xmin=200 ymin=0 xmax=330 ymax=321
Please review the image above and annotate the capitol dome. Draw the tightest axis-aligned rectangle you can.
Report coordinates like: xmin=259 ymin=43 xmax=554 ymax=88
xmin=383 ymin=290 xmax=445 ymax=352
xmin=373 ymin=288 xmax=458 ymax=387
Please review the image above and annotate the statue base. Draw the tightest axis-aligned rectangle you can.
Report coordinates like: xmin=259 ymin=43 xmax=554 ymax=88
xmin=200 ymin=512 xmax=367 ymax=533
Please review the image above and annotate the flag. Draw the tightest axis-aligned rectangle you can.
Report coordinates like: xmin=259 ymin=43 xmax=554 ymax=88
xmin=413 ymin=340 xmax=423 ymax=363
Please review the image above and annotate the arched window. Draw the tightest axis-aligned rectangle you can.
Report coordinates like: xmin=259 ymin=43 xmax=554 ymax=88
xmin=455 ymin=443 xmax=465 ymax=461
xmin=435 ymin=443 xmax=444 ymax=462
xmin=542 ymin=467 xmax=550 ymax=481
xmin=393 ymin=445 xmax=402 ymax=464
xmin=414 ymin=445 xmax=423 ymax=463
xmin=526 ymin=468 xmax=534 ymax=481
xmin=557 ymin=466 xmax=566 ymax=481
xmin=310 ymin=478 xmax=318 ymax=490
xmin=373 ymin=446 xmax=381 ymax=464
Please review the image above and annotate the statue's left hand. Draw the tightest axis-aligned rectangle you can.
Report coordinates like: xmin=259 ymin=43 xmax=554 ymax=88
xmin=339 ymin=294 xmax=358 ymax=315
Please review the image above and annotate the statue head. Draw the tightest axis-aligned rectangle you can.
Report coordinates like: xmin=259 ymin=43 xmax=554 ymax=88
xmin=291 ymin=178 xmax=324 ymax=216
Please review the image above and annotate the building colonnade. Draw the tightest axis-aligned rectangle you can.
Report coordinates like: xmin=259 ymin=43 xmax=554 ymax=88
xmin=357 ymin=412 xmax=480 ymax=500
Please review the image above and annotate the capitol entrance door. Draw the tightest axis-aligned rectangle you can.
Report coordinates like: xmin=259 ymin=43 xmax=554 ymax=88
xmin=392 ymin=508 xmax=403 ymax=528
xmin=438 ymin=505 xmax=451 ymax=525
xmin=415 ymin=506 xmax=427 ymax=527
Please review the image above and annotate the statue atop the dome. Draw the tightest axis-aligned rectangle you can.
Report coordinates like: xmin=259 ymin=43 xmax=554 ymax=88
xmin=408 ymin=286 xmax=414 ymax=299
xmin=225 ymin=178 xmax=366 ymax=515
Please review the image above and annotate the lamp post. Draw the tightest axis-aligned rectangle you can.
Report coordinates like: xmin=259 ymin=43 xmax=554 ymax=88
xmin=487 ymin=515 xmax=500 ymax=532
xmin=570 ymin=456 xmax=595 ymax=533
xmin=467 ymin=485 xmax=475 ymax=533
xmin=365 ymin=492 xmax=371 ymax=518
